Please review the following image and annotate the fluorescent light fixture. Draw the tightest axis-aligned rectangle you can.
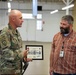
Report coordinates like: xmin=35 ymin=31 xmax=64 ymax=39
xmin=8 ymin=2 xmax=11 ymax=8
xmin=50 ymin=10 xmax=58 ymax=14
xmin=36 ymin=20 xmax=42 ymax=30
xmin=9 ymin=0 xmax=12 ymax=1
xmin=22 ymin=13 xmax=35 ymax=19
xmin=62 ymin=4 xmax=74 ymax=10
xmin=8 ymin=8 xmax=11 ymax=12
xmin=7 ymin=2 xmax=11 ymax=13
xmin=37 ymin=14 xmax=42 ymax=19
xmin=22 ymin=13 xmax=42 ymax=19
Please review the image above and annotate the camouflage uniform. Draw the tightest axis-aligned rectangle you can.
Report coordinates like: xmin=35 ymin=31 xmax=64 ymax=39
xmin=0 ymin=24 xmax=22 ymax=75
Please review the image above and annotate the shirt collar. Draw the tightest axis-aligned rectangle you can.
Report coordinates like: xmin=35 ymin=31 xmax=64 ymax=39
xmin=61 ymin=29 xmax=73 ymax=37
xmin=63 ymin=33 xmax=69 ymax=36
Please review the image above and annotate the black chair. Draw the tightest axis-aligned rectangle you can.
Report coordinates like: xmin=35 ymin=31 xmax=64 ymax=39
xmin=21 ymin=58 xmax=29 ymax=75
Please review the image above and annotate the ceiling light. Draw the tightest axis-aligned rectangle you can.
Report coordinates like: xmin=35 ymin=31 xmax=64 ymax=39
xmin=9 ymin=0 xmax=12 ymax=1
xmin=22 ymin=13 xmax=35 ymax=19
xmin=8 ymin=8 xmax=11 ymax=12
xmin=22 ymin=13 xmax=42 ymax=19
xmin=8 ymin=2 xmax=11 ymax=8
xmin=50 ymin=10 xmax=58 ymax=14
xmin=62 ymin=4 xmax=74 ymax=10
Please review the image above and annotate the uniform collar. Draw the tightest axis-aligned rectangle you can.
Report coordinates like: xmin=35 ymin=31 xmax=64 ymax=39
xmin=8 ymin=23 xmax=18 ymax=35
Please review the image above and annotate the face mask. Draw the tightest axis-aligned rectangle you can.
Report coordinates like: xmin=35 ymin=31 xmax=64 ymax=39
xmin=60 ymin=26 xmax=70 ymax=34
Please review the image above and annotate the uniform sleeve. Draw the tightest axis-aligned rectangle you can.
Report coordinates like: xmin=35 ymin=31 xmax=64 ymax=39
xmin=0 ymin=32 xmax=11 ymax=50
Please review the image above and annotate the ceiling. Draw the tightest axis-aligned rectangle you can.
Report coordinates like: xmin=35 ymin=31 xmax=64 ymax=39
xmin=0 ymin=0 xmax=74 ymax=3
xmin=0 ymin=0 xmax=75 ymax=4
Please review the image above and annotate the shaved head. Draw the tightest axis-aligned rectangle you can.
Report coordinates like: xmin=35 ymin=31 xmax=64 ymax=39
xmin=9 ymin=10 xmax=22 ymax=18
xmin=8 ymin=10 xmax=23 ymax=29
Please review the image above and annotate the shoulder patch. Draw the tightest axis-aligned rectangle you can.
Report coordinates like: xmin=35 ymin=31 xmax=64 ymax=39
xmin=0 ymin=32 xmax=10 ymax=50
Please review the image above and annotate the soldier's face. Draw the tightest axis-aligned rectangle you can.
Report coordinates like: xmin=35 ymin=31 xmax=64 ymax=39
xmin=14 ymin=13 xmax=24 ymax=28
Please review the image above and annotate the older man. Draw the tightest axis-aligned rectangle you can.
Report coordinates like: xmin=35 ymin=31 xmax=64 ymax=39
xmin=50 ymin=15 xmax=76 ymax=75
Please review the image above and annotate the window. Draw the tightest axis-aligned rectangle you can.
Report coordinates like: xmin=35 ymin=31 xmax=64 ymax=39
xmin=37 ymin=20 xmax=42 ymax=30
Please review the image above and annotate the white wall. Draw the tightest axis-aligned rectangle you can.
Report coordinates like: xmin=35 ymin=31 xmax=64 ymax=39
xmin=0 ymin=2 xmax=72 ymax=42
xmin=22 ymin=41 xmax=51 ymax=75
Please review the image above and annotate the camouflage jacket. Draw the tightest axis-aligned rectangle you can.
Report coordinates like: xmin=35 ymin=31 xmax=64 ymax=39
xmin=0 ymin=25 xmax=22 ymax=74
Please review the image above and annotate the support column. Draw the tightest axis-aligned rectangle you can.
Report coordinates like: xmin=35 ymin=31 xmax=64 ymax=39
xmin=62 ymin=0 xmax=74 ymax=15
xmin=72 ymin=1 xmax=76 ymax=31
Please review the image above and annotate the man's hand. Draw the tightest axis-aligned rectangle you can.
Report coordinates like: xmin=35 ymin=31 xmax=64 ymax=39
xmin=49 ymin=68 xmax=53 ymax=75
xmin=50 ymin=71 xmax=53 ymax=75
xmin=27 ymin=58 xmax=32 ymax=62
xmin=22 ymin=50 xmax=28 ymax=58
xmin=24 ymin=58 xmax=32 ymax=62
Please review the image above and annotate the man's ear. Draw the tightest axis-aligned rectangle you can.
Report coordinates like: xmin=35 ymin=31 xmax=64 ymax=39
xmin=70 ymin=24 xmax=73 ymax=29
xmin=12 ymin=16 xmax=15 ymax=21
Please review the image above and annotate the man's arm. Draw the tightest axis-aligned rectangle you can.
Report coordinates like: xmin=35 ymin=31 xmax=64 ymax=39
xmin=21 ymin=50 xmax=32 ymax=75
xmin=50 ymin=41 xmax=55 ymax=75
xmin=0 ymin=31 xmax=10 ymax=50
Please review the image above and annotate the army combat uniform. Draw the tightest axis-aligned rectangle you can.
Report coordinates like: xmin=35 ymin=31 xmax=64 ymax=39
xmin=0 ymin=24 xmax=23 ymax=75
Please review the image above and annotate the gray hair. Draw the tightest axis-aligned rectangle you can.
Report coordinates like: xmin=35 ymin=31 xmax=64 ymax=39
xmin=62 ymin=15 xmax=74 ymax=25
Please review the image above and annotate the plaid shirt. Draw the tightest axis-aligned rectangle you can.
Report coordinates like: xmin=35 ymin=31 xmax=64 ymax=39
xmin=50 ymin=30 xmax=76 ymax=74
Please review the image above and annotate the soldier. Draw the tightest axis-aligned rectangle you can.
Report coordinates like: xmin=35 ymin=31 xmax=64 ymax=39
xmin=0 ymin=10 xmax=32 ymax=75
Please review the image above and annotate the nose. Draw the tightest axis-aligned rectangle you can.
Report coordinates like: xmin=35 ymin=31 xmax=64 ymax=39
xmin=60 ymin=24 xmax=63 ymax=28
xmin=22 ymin=19 xmax=24 ymax=22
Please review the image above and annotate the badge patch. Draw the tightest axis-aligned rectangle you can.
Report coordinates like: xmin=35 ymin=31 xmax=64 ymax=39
xmin=0 ymin=32 xmax=10 ymax=50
